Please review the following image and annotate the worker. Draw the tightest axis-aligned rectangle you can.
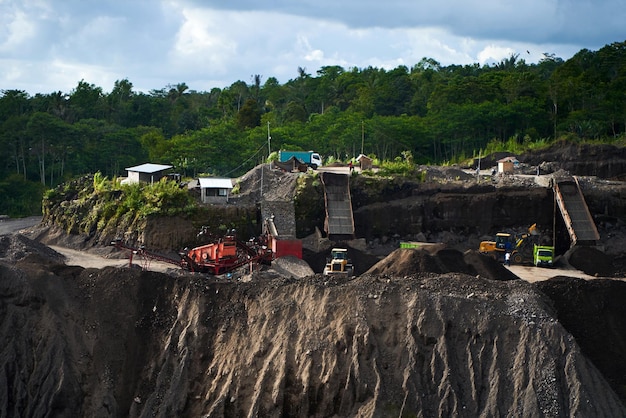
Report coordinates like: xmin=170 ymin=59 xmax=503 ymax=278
xmin=504 ymin=252 xmax=511 ymax=266
xmin=348 ymin=161 xmax=354 ymax=172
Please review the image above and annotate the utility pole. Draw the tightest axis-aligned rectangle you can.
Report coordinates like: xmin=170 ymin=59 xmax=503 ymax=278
xmin=260 ymin=163 xmax=263 ymax=199
xmin=477 ymin=149 xmax=482 ymax=182
xmin=553 ymin=184 xmax=557 ymax=247
xmin=361 ymin=120 xmax=364 ymax=155
xmin=267 ymin=121 xmax=271 ymax=158
xmin=261 ymin=122 xmax=271 ymax=200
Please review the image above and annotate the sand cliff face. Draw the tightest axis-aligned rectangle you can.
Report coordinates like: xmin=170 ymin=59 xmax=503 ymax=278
xmin=1 ymin=239 xmax=624 ymax=417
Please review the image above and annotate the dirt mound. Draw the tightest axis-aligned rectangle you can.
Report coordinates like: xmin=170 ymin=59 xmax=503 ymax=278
xmin=0 ymin=233 xmax=65 ymax=264
xmin=268 ymin=255 xmax=315 ymax=278
xmin=535 ymin=277 xmax=626 ymax=403
xmin=231 ymin=164 xmax=301 ymax=204
xmin=463 ymin=249 xmax=520 ymax=281
xmin=419 ymin=165 xmax=475 ymax=182
xmin=366 ymin=247 xmax=465 ymax=275
xmin=365 ymin=247 xmax=520 ymax=281
xmin=2 ymin=249 xmax=625 ymax=417
xmin=566 ymin=245 xmax=615 ymax=277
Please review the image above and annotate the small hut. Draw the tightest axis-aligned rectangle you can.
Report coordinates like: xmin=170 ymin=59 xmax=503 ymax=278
xmin=124 ymin=163 xmax=173 ymax=184
xmin=497 ymin=157 xmax=518 ymax=174
xmin=198 ymin=177 xmax=233 ymax=204
xmin=356 ymin=154 xmax=373 ymax=170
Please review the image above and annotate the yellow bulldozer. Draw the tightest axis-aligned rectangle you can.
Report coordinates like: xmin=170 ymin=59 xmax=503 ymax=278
xmin=323 ymin=248 xmax=354 ymax=277
xmin=479 ymin=224 xmax=538 ymax=264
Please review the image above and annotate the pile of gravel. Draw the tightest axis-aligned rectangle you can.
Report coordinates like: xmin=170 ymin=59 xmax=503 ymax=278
xmin=0 ymin=234 xmax=65 ymax=264
xmin=231 ymin=164 xmax=301 ymax=205
xmin=365 ymin=246 xmax=519 ymax=281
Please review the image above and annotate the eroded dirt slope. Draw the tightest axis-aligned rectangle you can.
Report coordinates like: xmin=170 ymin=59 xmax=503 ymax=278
xmin=1 ymin=236 xmax=625 ymax=417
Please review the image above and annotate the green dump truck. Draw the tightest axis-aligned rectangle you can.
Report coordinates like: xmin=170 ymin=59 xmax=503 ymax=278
xmin=533 ymin=244 xmax=554 ymax=268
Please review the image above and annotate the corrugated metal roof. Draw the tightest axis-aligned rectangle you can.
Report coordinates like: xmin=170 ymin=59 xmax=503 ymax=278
xmin=198 ymin=177 xmax=233 ymax=189
xmin=125 ymin=163 xmax=173 ymax=173
xmin=497 ymin=157 xmax=519 ymax=163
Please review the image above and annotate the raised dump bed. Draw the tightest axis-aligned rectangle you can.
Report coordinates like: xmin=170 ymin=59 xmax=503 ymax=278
xmin=553 ymin=176 xmax=600 ymax=246
xmin=320 ymin=172 xmax=355 ymax=240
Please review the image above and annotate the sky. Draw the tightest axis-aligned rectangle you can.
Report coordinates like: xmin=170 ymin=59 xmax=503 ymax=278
xmin=1 ymin=0 xmax=625 ymax=96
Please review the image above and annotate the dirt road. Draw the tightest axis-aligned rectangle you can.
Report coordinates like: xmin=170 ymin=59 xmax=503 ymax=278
xmin=0 ymin=216 xmax=42 ymax=235
xmin=508 ymin=264 xmax=599 ymax=282
xmin=49 ymin=245 xmax=178 ymax=273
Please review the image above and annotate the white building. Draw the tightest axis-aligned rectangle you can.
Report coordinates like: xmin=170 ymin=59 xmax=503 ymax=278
xmin=124 ymin=163 xmax=173 ymax=184
xmin=198 ymin=177 xmax=233 ymax=204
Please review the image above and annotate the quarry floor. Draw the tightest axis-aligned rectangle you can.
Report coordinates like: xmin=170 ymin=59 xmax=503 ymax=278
xmin=0 ymin=216 xmax=609 ymax=283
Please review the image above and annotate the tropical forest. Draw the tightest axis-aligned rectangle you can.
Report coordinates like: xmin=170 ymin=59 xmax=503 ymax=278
xmin=1 ymin=41 xmax=625 ymax=217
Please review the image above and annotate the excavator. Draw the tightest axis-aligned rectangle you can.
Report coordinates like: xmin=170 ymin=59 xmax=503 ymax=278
xmin=479 ymin=223 xmax=539 ymax=264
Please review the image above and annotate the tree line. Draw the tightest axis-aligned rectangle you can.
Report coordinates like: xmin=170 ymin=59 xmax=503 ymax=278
xmin=1 ymin=41 xmax=625 ymax=216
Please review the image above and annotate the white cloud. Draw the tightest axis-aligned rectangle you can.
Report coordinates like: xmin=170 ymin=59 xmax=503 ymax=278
xmin=169 ymin=7 xmax=238 ymax=74
xmin=48 ymin=59 xmax=117 ymax=91
xmin=0 ymin=0 xmax=624 ymax=95
xmin=304 ymin=49 xmax=324 ymax=62
xmin=477 ymin=45 xmax=517 ymax=65
xmin=0 ymin=9 xmax=36 ymax=53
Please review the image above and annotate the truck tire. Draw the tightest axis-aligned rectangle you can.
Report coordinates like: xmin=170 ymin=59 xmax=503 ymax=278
xmin=513 ymin=253 xmax=523 ymax=264
xmin=311 ymin=164 xmax=318 ymax=170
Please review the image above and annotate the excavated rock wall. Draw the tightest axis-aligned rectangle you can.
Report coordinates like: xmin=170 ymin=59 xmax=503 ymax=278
xmin=353 ymin=186 xmax=554 ymax=240
xmin=520 ymin=143 xmax=626 ymax=180
xmin=41 ymin=156 xmax=626 ymax=254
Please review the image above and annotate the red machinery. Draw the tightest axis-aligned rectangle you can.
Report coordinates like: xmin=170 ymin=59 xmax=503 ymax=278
xmin=180 ymin=233 xmax=273 ymax=274
xmin=111 ymin=230 xmax=273 ymax=275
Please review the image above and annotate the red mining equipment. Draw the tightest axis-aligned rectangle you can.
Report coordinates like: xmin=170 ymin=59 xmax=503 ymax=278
xmin=111 ymin=231 xmax=273 ymax=275
xmin=180 ymin=233 xmax=273 ymax=274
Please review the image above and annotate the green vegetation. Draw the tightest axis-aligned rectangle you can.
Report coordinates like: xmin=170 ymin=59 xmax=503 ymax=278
xmin=377 ymin=151 xmax=423 ymax=178
xmin=0 ymin=174 xmax=46 ymax=217
xmin=43 ymin=174 xmax=196 ymax=236
xmin=3 ymin=41 xmax=626 ymax=217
